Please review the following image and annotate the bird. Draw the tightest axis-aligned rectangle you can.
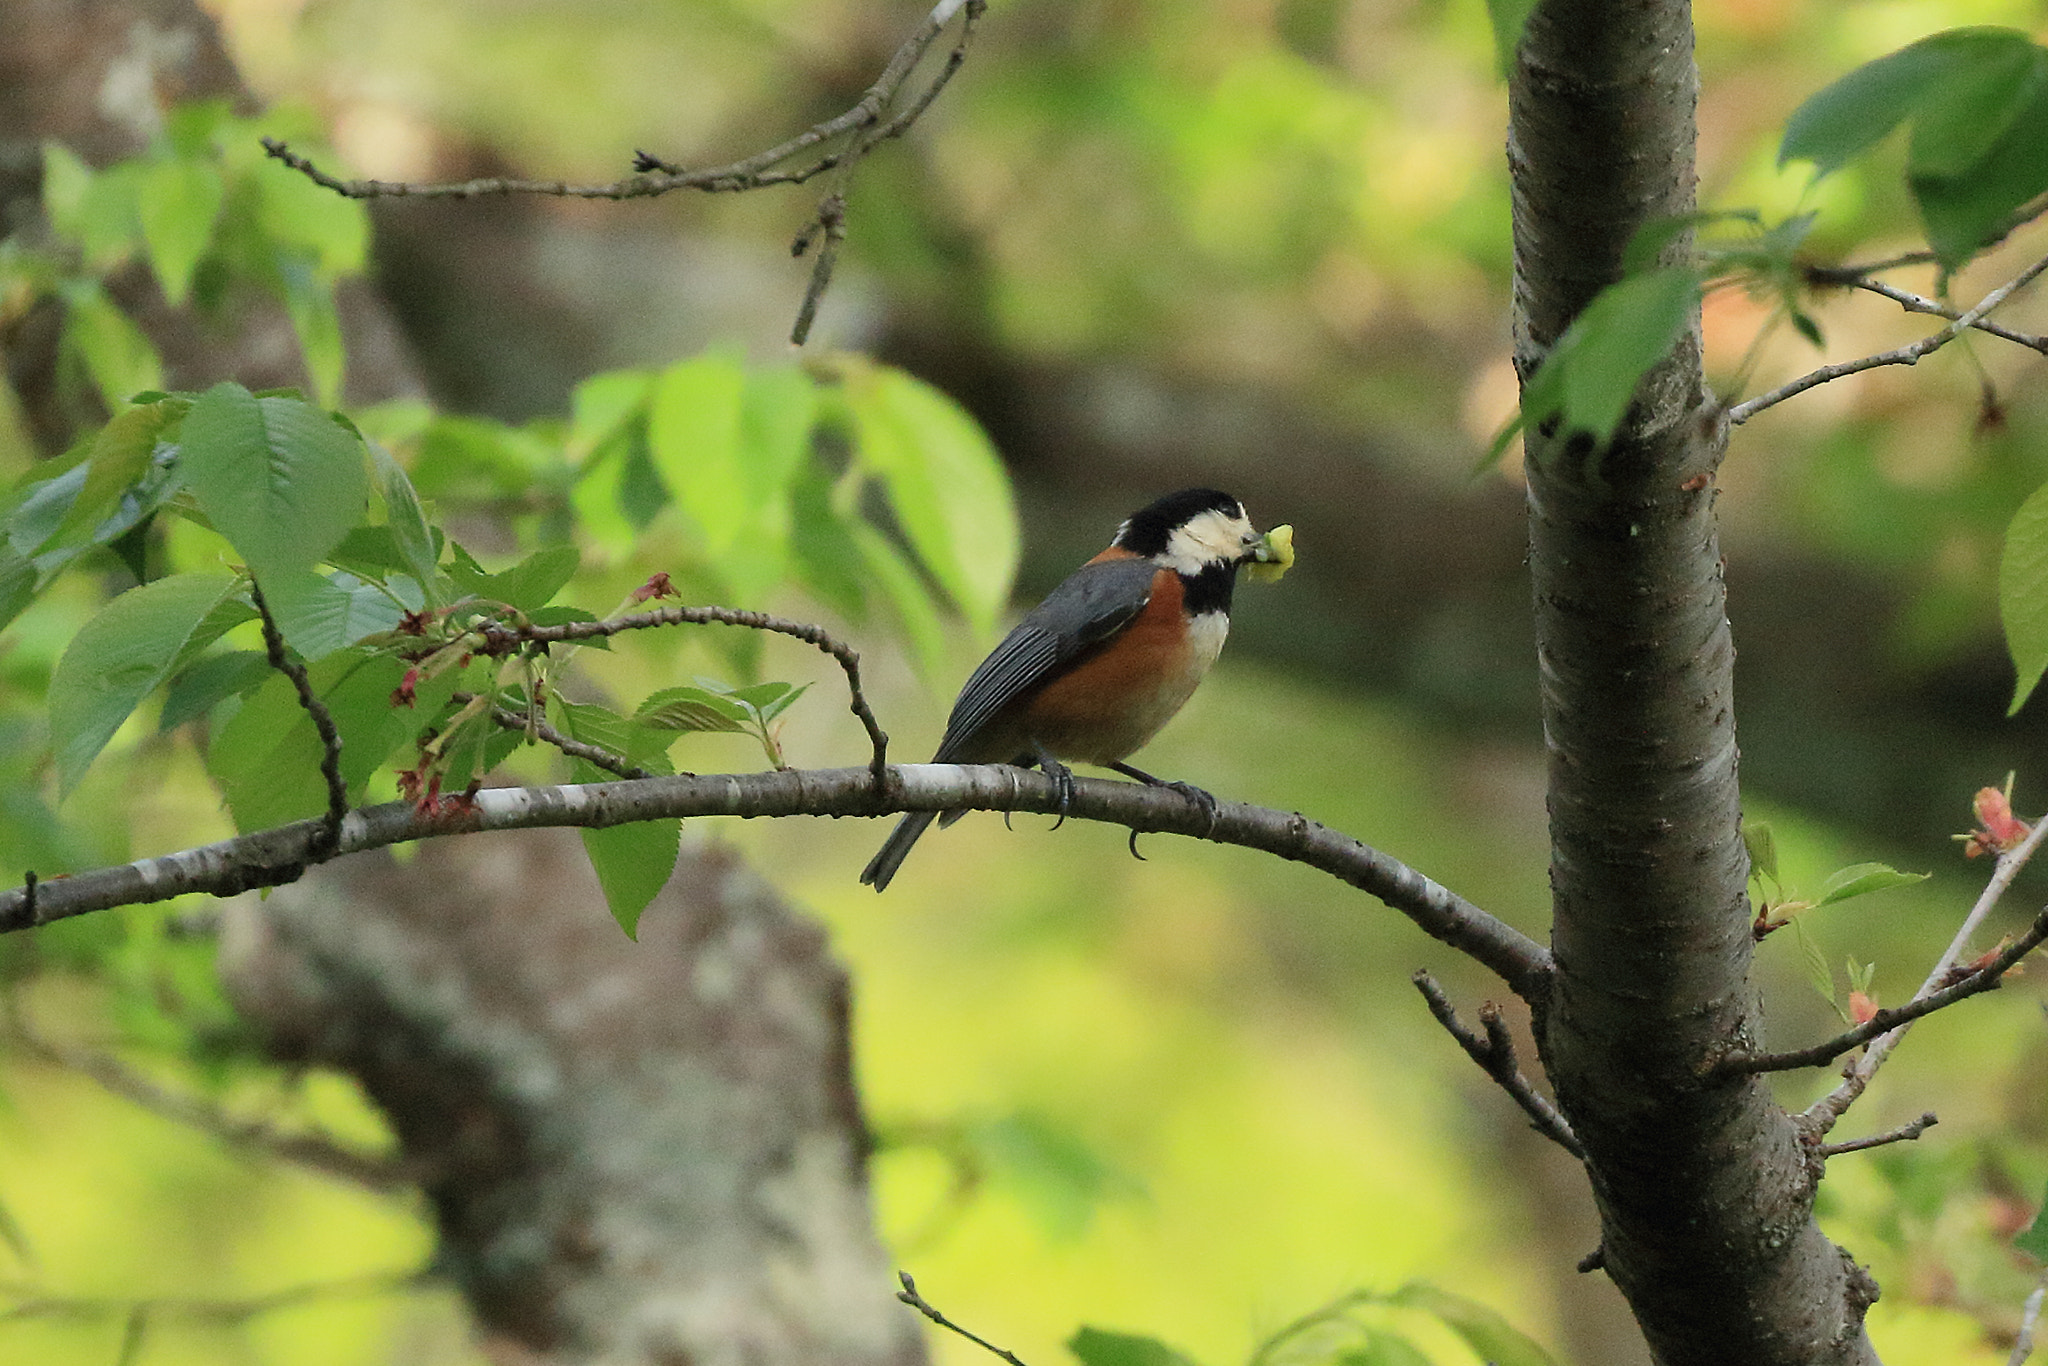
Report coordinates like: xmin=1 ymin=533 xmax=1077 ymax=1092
xmin=861 ymin=487 xmax=1291 ymax=891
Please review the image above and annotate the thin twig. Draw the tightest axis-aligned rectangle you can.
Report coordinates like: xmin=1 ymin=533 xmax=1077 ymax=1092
xmin=1731 ymin=250 xmax=2048 ymax=424
xmin=1813 ymin=1111 xmax=1938 ymax=1159
xmin=2012 ymin=1268 xmax=2048 ymax=1366
xmin=0 ymin=765 xmax=1554 ymax=999
xmin=250 ymin=583 xmax=346 ymax=856
xmin=1413 ymin=972 xmax=1583 ymax=1159
xmin=1801 ymin=811 xmax=2048 ymax=1133
xmin=896 ymin=1272 xmax=1030 ymax=1366
xmin=0 ymin=1269 xmax=424 ymax=1328
xmin=789 ymin=192 xmax=848 ymax=346
xmin=1804 ymin=267 xmax=2048 ymax=355
xmin=475 ymin=604 xmax=890 ymax=784
xmin=1718 ymin=811 xmax=2048 ymax=1092
xmin=454 ymin=690 xmax=654 ymax=780
xmin=4 ymin=1005 xmax=413 ymax=1192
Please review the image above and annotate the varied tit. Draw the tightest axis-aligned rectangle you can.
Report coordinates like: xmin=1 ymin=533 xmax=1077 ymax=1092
xmin=861 ymin=487 xmax=1293 ymax=892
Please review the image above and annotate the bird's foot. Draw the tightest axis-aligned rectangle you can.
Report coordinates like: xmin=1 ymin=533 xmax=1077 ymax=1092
xmin=1030 ymin=749 xmax=1077 ymax=830
xmin=1109 ymin=762 xmax=1220 ymax=850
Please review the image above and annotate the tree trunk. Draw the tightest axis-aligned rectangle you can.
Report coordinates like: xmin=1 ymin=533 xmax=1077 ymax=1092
xmin=222 ymin=830 xmax=923 ymax=1366
xmin=1511 ymin=1 xmax=1882 ymax=1361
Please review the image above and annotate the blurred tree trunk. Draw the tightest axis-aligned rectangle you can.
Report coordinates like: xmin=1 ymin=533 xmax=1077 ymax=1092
xmin=1511 ymin=1 xmax=1881 ymax=1361
xmin=223 ymin=830 xmax=923 ymax=1366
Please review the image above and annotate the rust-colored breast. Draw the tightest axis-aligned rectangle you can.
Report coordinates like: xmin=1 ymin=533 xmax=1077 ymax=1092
xmin=1018 ymin=567 xmax=1206 ymax=765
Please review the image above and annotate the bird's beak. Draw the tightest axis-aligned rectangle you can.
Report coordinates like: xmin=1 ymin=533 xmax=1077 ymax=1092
xmin=1246 ymin=524 xmax=1295 ymax=582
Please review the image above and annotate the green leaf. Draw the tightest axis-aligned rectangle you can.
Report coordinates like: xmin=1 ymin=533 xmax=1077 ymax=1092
xmin=1904 ymin=37 xmax=2043 ymax=180
xmin=368 ymin=442 xmax=443 ymax=604
xmin=1484 ymin=0 xmax=1536 ymax=77
xmin=179 ymin=382 xmax=367 ymax=582
xmin=1387 ymin=1283 xmax=1556 ymax=1366
xmin=0 ymin=543 xmax=36 ymax=632
xmin=40 ymin=143 xmax=97 ymax=247
xmin=47 ymin=401 xmax=177 ymax=551
xmin=253 ymin=153 xmax=368 ymax=275
xmin=1340 ymin=1332 xmax=1433 ymax=1366
xmin=1811 ymin=862 xmax=1930 ymax=909
xmin=789 ymin=464 xmax=867 ymax=620
xmin=60 ymin=283 xmax=163 ymax=406
xmin=1742 ymin=819 xmax=1780 ymax=888
xmin=1067 ymin=1328 xmax=1201 ymax=1366
xmin=648 ymin=350 xmax=750 ymax=554
xmin=850 ymin=521 xmax=949 ymax=685
xmin=47 ymin=156 xmax=143 ymax=267
xmin=567 ymin=368 xmax=653 ymax=460
xmin=732 ymin=680 xmax=810 ymax=725
xmin=2016 ymin=1184 xmax=2048 ymax=1262
xmin=1999 ymin=478 xmax=2048 ymax=713
xmin=846 ymin=364 xmax=1018 ymax=638
xmin=634 ymin=686 xmax=752 ymax=734
xmin=261 ymin=569 xmax=406 ymax=659
xmin=1912 ymin=68 xmax=2048 ymax=269
xmin=1552 ymin=268 xmax=1700 ymax=448
xmin=137 ymin=157 xmax=224 ymax=305
xmin=1792 ymin=916 xmax=1841 ymax=1018
xmin=275 ymin=251 xmax=345 ymax=407
xmin=740 ymin=366 xmax=817 ymax=505
xmin=159 ymin=650 xmax=271 ymax=731
xmin=49 ymin=572 xmax=236 ymax=793
xmin=1779 ymin=30 xmax=2001 ymax=174
xmin=475 ymin=543 xmax=580 ymax=614
xmin=575 ymin=762 xmax=679 ymax=941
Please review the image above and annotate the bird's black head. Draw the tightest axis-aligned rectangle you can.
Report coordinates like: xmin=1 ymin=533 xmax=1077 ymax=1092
xmin=1112 ymin=489 xmax=1248 ymax=558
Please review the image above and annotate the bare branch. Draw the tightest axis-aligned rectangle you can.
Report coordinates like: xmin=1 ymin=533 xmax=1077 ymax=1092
xmin=1804 ymin=267 xmax=2048 ymax=355
xmin=476 ymin=603 xmax=890 ymax=783
xmin=1718 ymin=901 xmax=2048 ymax=1078
xmin=895 ymin=1272 xmax=1030 ymax=1366
xmin=251 ymin=583 xmax=346 ymax=856
xmin=1730 ymin=249 xmax=2048 ymax=424
xmin=1412 ymin=972 xmax=1583 ymax=1159
xmin=1813 ymin=1111 xmax=1937 ymax=1160
xmin=0 ymin=765 xmax=1552 ymax=999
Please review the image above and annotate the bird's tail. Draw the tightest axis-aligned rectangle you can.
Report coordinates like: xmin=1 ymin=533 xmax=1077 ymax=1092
xmin=861 ymin=810 xmax=940 ymax=891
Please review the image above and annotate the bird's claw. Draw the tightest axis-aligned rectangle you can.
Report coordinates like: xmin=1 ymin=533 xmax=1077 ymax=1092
xmin=1164 ymin=779 xmax=1220 ymax=836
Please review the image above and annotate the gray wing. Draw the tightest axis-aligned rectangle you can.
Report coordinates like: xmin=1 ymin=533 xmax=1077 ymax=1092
xmin=931 ymin=556 xmax=1158 ymax=762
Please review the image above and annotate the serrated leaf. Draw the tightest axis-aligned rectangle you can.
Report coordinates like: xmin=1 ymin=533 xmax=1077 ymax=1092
xmin=2016 ymin=1184 xmax=2048 ymax=1261
xmin=1812 ymin=862 xmax=1930 ymax=909
xmin=1998 ymin=478 xmax=2048 ymax=713
xmin=1387 ymin=1283 xmax=1556 ymax=1366
xmin=1067 ymin=1327 xmax=1201 ymax=1366
xmin=634 ymin=686 xmax=752 ymax=733
xmin=261 ymin=569 xmax=406 ymax=659
xmin=137 ymin=157 xmax=223 ymax=305
xmin=49 ymin=572 xmax=236 ymax=794
xmin=369 ymin=443 xmax=442 ymax=603
xmin=483 ymin=543 xmax=580 ymax=614
xmin=575 ymin=760 xmax=679 ymax=941
xmin=844 ymin=364 xmax=1018 ymax=638
xmin=179 ymin=382 xmax=366 ymax=582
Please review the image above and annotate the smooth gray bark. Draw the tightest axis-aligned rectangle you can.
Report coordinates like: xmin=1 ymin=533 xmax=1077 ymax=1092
xmin=1511 ymin=1 xmax=1881 ymax=1361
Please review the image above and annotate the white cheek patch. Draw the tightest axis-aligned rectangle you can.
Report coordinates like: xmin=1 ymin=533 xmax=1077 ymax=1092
xmin=1162 ymin=510 xmax=1254 ymax=575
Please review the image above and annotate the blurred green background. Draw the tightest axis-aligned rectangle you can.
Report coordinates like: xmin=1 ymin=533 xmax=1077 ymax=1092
xmin=6 ymin=0 xmax=2048 ymax=1363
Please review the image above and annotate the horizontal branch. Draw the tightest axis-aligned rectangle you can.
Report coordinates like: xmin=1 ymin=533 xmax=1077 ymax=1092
xmin=1813 ymin=1111 xmax=1937 ymax=1160
xmin=0 ymin=765 xmax=1552 ymax=1001
xmin=260 ymin=0 xmax=981 ymax=203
